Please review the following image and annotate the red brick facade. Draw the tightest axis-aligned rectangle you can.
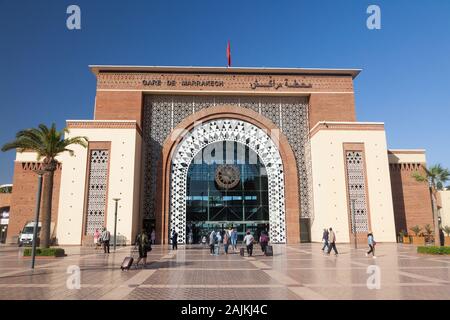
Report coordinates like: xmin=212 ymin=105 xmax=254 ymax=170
xmin=0 ymin=193 xmax=11 ymax=209
xmin=309 ymin=93 xmax=356 ymax=129
xmin=7 ymin=162 xmax=61 ymax=244
xmin=95 ymin=91 xmax=143 ymax=127
xmin=389 ymin=163 xmax=433 ymax=235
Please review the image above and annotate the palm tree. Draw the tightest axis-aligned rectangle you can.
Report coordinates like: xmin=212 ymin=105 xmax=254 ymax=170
xmin=443 ymin=226 xmax=450 ymax=237
xmin=412 ymin=164 xmax=450 ymax=246
xmin=410 ymin=225 xmax=422 ymax=237
xmin=2 ymin=124 xmax=87 ymax=248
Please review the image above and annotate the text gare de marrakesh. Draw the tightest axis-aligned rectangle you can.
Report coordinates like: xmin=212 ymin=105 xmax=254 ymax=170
xmin=142 ymin=79 xmax=225 ymax=87
xmin=142 ymin=78 xmax=314 ymax=90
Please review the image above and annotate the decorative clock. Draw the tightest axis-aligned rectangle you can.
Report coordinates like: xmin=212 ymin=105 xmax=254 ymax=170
xmin=215 ymin=164 xmax=240 ymax=189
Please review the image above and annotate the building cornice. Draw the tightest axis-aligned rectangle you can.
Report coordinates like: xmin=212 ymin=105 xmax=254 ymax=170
xmin=309 ymin=121 xmax=385 ymax=138
xmin=388 ymin=149 xmax=426 ymax=155
xmin=89 ymin=65 xmax=361 ymax=79
xmin=66 ymin=120 xmax=142 ymax=136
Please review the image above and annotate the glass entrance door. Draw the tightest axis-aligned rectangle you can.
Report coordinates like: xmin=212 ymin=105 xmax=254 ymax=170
xmin=185 ymin=141 xmax=270 ymax=243
xmin=187 ymin=221 xmax=269 ymax=243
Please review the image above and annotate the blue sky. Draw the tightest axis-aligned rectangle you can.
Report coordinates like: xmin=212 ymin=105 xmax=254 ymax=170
xmin=0 ymin=0 xmax=449 ymax=184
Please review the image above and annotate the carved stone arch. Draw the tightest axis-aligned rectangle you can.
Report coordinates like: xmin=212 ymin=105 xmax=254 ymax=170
xmin=155 ymin=105 xmax=301 ymax=244
xmin=171 ymin=119 xmax=286 ymax=243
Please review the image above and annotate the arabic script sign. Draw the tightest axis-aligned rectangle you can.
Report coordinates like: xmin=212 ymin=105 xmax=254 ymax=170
xmin=98 ymin=72 xmax=354 ymax=92
xmin=250 ymin=79 xmax=312 ymax=90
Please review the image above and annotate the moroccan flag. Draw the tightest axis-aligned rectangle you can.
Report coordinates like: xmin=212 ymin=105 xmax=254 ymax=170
xmin=227 ymin=40 xmax=231 ymax=67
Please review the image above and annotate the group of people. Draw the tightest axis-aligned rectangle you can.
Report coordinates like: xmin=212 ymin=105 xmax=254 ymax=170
xmin=205 ymin=229 xmax=269 ymax=257
xmin=93 ymin=227 xmax=157 ymax=268
xmin=95 ymin=225 xmax=377 ymax=261
xmin=321 ymin=227 xmax=376 ymax=258
xmin=207 ymin=228 xmax=238 ymax=255
xmin=93 ymin=227 xmax=111 ymax=253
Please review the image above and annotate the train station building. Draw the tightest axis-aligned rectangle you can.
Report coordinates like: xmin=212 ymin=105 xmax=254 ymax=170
xmin=6 ymin=66 xmax=434 ymax=245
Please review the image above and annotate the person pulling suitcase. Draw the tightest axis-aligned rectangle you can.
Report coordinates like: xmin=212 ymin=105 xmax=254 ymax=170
xmin=135 ymin=228 xmax=151 ymax=268
xmin=259 ymin=231 xmax=269 ymax=255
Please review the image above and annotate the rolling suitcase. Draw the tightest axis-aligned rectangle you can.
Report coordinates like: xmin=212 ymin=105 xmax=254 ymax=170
xmin=240 ymin=248 xmax=245 ymax=256
xmin=121 ymin=245 xmax=138 ymax=271
xmin=264 ymin=245 xmax=273 ymax=256
xmin=121 ymin=256 xmax=134 ymax=270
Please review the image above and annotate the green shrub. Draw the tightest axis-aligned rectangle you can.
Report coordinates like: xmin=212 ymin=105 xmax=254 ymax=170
xmin=417 ymin=246 xmax=450 ymax=255
xmin=23 ymin=248 xmax=65 ymax=257
xmin=410 ymin=225 xmax=422 ymax=236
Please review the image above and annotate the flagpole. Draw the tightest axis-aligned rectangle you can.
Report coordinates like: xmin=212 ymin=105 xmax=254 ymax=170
xmin=227 ymin=40 xmax=231 ymax=68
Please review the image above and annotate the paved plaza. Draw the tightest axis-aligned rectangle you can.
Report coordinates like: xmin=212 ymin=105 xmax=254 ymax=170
xmin=0 ymin=243 xmax=449 ymax=300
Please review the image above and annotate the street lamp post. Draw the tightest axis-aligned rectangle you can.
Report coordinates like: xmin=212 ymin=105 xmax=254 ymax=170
xmin=31 ymin=171 xmax=45 ymax=269
xmin=351 ymin=199 xmax=357 ymax=249
xmin=113 ymin=198 xmax=120 ymax=251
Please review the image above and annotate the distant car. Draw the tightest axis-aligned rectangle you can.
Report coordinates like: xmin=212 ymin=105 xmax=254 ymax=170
xmin=18 ymin=222 xmax=41 ymax=247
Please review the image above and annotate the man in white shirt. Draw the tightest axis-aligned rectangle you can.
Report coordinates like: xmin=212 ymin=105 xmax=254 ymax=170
xmin=327 ymin=227 xmax=338 ymax=256
xmin=243 ymin=231 xmax=254 ymax=257
xmin=101 ymin=227 xmax=111 ymax=254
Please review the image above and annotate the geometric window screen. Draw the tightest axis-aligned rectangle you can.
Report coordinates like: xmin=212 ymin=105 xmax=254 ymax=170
xmin=142 ymin=95 xmax=313 ymax=225
xmin=85 ymin=150 xmax=109 ymax=235
xmin=345 ymin=151 xmax=369 ymax=233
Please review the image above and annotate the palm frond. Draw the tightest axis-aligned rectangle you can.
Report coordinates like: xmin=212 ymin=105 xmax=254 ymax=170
xmin=1 ymin=141 xmax=22 ymax=152
xmin=38 ymin=124 xmax=50 ymax=136
xmin=412 ymin=171 xmax=427 ymax=182
xmin=62 ymin=148 xmax=75 ymax=156
xmin=2 ymin=124 xmax=87 ymax=160
xmin=63 ymin=136 xmax=88 ymax=148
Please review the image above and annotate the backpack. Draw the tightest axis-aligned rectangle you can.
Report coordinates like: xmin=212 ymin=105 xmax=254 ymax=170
xmin=260 ymin=234 xmax=268 ymax=244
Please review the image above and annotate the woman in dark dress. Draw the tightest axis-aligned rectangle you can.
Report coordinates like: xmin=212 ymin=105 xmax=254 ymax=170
xmin=136 ymin=228 xmax=150 ymax=267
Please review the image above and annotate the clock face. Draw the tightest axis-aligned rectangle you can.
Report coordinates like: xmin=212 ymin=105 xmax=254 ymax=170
xmin=215 ymin=164 xmax=240 ymax=189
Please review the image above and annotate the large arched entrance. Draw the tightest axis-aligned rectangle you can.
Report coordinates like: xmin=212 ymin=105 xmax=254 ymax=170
xmin=155 ymin=105 xmax=301 ymax=244
xmin=170 ymin=119 xmax=286 ymax=243
xmin=185 ymin=141 xmax=269 ymax=244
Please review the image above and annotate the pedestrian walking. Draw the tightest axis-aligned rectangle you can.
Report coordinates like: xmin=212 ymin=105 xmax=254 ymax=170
xmin=439 ymin=228 xmax=445 ymax=247
xmin=150 ymin=229 xmax=156 ymax=245
xmin=231 ymin=228 xmax=238 ymax=252
xmin=327 ymin=227 xmax=338 ymax=256
xmin=93 ymin=228 xmax=101 ymax=249
xmin=101 ymin=227 xmax=111 ymax=254
xmin=259 ymin=231 xmax=269 ymax=254
xmin=223 ymin=231 xmax=230 ymax=254
xmin=171 ymin=229 xmax=178 ymax=250
xmin=215 ymin=231 xmax=222 ymax=255
xmin=136 ymin=228 xmax=151 ymax=267
xmin=243 ymin=231 xmax=254 ymax=257
xmin=209 ymin=231 xmax=216 ymax=255
xmin=366 ymin=231 xmax=376 ymax=258
xmin=321 ymin=228 xmax=329 ymax=251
